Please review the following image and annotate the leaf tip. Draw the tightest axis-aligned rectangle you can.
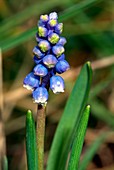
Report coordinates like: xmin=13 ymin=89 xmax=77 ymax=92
xmin=86 ymin=61 xmax=92 ymax=69
xmin=26 ymin=110 xmax=32 ymax=119
xmin=87 ymin=105 xmax=90 ymax=109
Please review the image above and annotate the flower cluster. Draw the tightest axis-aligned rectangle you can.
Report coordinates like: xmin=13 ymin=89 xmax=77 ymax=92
xmin=23 ymin=12 xmax=70 ymax=104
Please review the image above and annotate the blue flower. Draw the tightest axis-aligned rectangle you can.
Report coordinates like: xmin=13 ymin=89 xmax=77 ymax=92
xmin=34 ymin=64 xmax=48 ymax=77
xmin=32 ymin=87 xmax=48 ymax=104
xmin=49 ymin=12 xmax=58 ymax=20
xmin=55 ymin=60 xmax=70 ymax=74
xmin=52 ymin=45 xmax=65 ymax=57
xmin=55 ymin=23 xmax=63 ymax=34
xmin=57 ymin=37 xmax=67 ymax=45
xmin=23 ymin=12 xmax=70 ymax=104
xmin=58 ymin=54 xmax=65 ymax=61
xmin=33 ymin=46 xmax=44 ymax=58
xmin=33 ymin=56 xmax=42 ymax=64
xmin=40 ymin=14 xmax=49 ymax=23
xmin=48 ymin=33 xmax=60 ymax=44
xmin=50 ymin=75 xmax=65 ymax=93
xmin=43 ymin=54 xmax=58 ymax=68
xmin=38 ymin=40 xmax=51 ymax=52
xmin=38 ymin=26 xmax=48 ymax=37
xmin=23 ymin=72 xmax=39 ymax=90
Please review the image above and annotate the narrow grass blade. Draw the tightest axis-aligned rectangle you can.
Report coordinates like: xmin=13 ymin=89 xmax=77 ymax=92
xmin=79 ymin=132 xmax=108 ymax=170
xmin=67 ymin=105 xmax=90 ymax=170
xmin=26 ymin=110 xmax=38 ymax=170
xmin=0 ymin=27 xmax=36 ymax=52
xmin=47 ymin=62 xmax=92 ymax=170
xmin=3 ymin=156 xmax=8 ymax=170
xmin=59 ymin=0 xmax=103 ymax=22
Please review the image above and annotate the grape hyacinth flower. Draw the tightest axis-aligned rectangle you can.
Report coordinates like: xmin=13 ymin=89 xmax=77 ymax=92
xmin=23 ymin=12 xmax=70 ymax=105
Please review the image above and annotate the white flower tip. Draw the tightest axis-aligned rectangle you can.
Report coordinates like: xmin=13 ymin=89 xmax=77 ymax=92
xmin=23 ymin=84 xmax=33 ymax=91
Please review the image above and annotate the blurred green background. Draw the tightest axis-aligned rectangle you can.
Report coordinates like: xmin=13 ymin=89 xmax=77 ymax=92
xmin=0 ymin=0 xmax=114 ymax=169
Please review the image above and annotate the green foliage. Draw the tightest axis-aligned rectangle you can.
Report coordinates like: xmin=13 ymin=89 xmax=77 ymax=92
xmin=3 ymin=156 xmax=8 ymax=170
xmin=26 ymin=110 xmax=38 ymax=170
xmin=47 ymin=62 xmax=92 ymax=170
xmin=67 ymin=105 xmax=90 ymax=170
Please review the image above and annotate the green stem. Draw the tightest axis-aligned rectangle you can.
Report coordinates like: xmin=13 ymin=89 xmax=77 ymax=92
xmin=36 ymin=104 xmax=46 ymax=170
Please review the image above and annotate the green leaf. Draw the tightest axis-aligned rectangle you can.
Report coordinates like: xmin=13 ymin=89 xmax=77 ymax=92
xmin=26 ymin=110 xmax=38 ymax=170
xmin=79 ymin=132 xmax=108 ymax=170
xmin=67 ymin=105 xmax=90 ymax=170
xmin=47 ymin=62 xmax=92 ymax=170
xmin=0 ymin=27 xmax=36 ymax=52
xmin=59 ymin=0 xmax=103 ymax=22
xmin=3 ymin=156 xmax=8 ymax=170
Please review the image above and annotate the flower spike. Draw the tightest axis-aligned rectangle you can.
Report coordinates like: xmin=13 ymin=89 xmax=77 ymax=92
xmin=23 ymin=12 xmax=70 ymax=104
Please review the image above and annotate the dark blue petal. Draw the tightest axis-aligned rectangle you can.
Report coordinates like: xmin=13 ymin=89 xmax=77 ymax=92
xmin=33 ymin=56 xmax=42 ymax=64
xmin=58 ymin=54 xmax=65 ymax=61
xmin=55 ymin=60 xmax=70 ymax=74
xmin=32 ymin=87 xmax=48 ymax=104
xmin=52 ymin=45 xmax=65 ymax=57
xmin=50 ymin=75 xmax=64 ymax=93
xmin=23 ymin=72 xmax=40 ymax=90
xmin=34 ymin=64 xmax=48 ymax=77
xmin=43 ymin=55 xmax=58 ymax=68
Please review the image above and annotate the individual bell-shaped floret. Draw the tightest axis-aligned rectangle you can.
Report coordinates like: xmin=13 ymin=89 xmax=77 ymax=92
xmin=48 ymin=33 xmax=59 ymax=44
xmin=33 ymin=46 xmax=44 ymax=58
xmin=55 ymin=60 xmax=70 ymax=74
xmin=57 ymin=37 xmax=67 ymax=45
xmin=48 ymin=19 xmax=57 ymax=28
xmin=52 ymin=45 xmax=65 ymax=57
xmin=23 ymin=72 xmax=39 ymax=90
xmin=34 ymin=64 xmax=48 ymax=77
xmin=55 ymin=23 xmax=63 ymax=34
xmin=40 ymin=14 xmax=49 ymax=23
xmin=38 ymin=26 xmax=48 ymax=37
xmin=49 ymin=12 xmax=58 ymax=20
xmin=50 ymin=75 xmax=64 ymax=93
xmin=43 ymin=54 xmax=58 ymax=68
xmin=32 ymin=87 xmax=48 ymax=104
xmin=39 ymin=40 xmax=51 ymax=52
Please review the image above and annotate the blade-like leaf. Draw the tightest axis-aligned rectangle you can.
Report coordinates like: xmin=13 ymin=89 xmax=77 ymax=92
xmin=3 ymin=156 xmax=8 ymax=170
xmin=47 ymin=62 xmax=92 ymax=170
xmin=79 ymin=132 xmax=108 ymax=170
xmin=67 ymin=105 xmax=90 ymax=170
xmin=26 ymin=110 xmax=38 ymax=170
xmin=59 ymin=0 xmax=103 ymax=22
